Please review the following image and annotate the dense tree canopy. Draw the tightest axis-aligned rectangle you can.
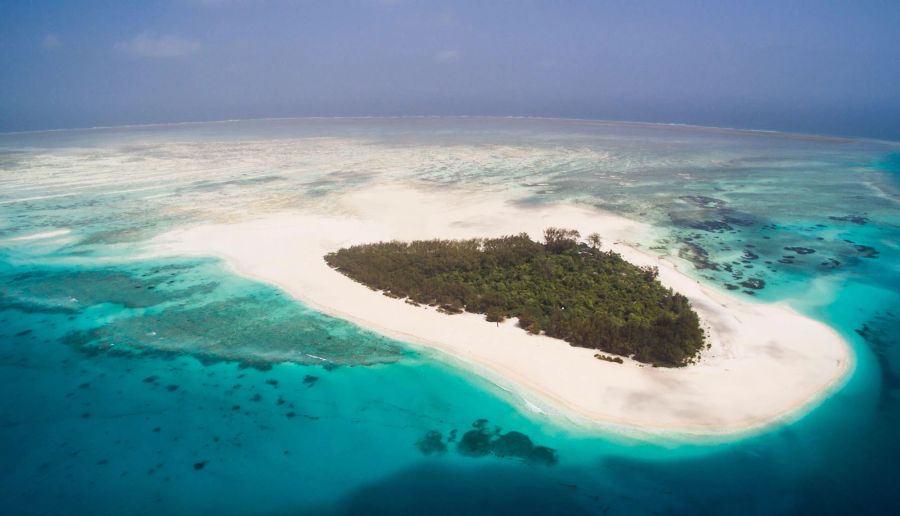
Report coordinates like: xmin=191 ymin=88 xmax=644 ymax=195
xmin=325 ymin=228 xmax=705 ymax=367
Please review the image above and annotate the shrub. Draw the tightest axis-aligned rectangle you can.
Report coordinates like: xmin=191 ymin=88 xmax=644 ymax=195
xmin=325 ymin=228 xmax=705 ymax=367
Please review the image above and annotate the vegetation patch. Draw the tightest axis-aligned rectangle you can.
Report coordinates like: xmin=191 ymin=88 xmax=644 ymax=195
xmin=325 ymin=228 xmax=705 ymax=367
xmin=594 ymin=353 xmax=624 ymax=364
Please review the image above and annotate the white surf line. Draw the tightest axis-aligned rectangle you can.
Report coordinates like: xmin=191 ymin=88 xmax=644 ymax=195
xmin=0 ymin=183 xmax=194 ymax=205
xmin=1 ymin=165 xmax=274 ymax=196
xmin=0 ymin=192 xmax=78 ymax=205
xmin=1 ymin=229 xmax=72 ymax=242
xmin=0 ymin=165 xmax=209 ymax=191
xmin=0 ymin=175 xmax=178 ymax=193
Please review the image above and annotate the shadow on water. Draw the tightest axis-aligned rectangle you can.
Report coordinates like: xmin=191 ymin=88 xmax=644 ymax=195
xmin=855 ymin=310 xmax=900 ymax=408
xmin=590 ymin=427 xmax=900 ymax=516
xmin=307 ymin=462 xmax=600 ymax=516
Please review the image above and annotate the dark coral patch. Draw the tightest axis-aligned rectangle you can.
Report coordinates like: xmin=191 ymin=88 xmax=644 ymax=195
xmin=303 ymin=375 xmax=319 ymax=387
xmin=686 ymin=220 xmax=733 ymax=232
xmin=527 ymin=446 xmax=559 ymax=466
xmin=416 ymin=430 xmax=448 ymax=455
xmin=457 ymin=430 xmax=493 ymax=457
xmin=853 ymin=245 xmax=879 ymax=258
xmin=679 ymin=242 xmax=719 ymax=271
xmin=447 ymin=419 xmax=557 ymax=466
xmin=740 ymin=278 xmax=765 ymax=290
xmin=828 ymin=215 xmax=869 ymax=225
xmin=490 ymin=431 xmax=534 ymax=458
xmin=679 ymin=195 xmax=727 ymax=209
xmin=784 ymin=246 xmax=816 ymax=255
xmin=820 ymin=258 xmax=841 ymax=269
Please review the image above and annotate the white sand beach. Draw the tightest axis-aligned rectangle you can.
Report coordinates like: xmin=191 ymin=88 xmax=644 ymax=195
xmin=149 ymin=183 xmax=852 ymax=436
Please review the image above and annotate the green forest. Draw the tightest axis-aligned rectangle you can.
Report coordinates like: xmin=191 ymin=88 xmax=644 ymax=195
xmin=324 ymin=228 xmax=705 ymax=367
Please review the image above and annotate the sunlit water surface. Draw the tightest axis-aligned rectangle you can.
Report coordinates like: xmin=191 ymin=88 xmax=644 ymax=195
xmin=1 ymin=119 xmax=898 ymax=515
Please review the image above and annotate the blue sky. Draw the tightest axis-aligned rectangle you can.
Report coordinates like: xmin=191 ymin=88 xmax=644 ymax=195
xmin=1 ymin=0 xmax=898 ymax=139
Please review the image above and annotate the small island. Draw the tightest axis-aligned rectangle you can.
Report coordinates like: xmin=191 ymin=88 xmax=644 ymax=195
xmin=159 ymin=184 xmax=852 ymax=432
xmin=325 ymin=228 xmax=705 ymax=367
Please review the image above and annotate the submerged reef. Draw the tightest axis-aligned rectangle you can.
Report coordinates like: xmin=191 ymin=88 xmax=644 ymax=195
xmin=679 ymin=242 xmax=719 ymax=271
xmin=670 ymin=212 xmax=889 ymax=300
xmin=679 ymin=195 xmax=728 ymax=209
xmin=417 ymin=419 xmax=557 ymax=466
xmin=670 ymin=195 xmax=759 ymax=235
xmin=1 ymin=259 xmax=407 ymax=370
xmin=829 ymin=214 xmax=870 ymax=225
xmin=416 ymin=430 xmax=448 ymax=455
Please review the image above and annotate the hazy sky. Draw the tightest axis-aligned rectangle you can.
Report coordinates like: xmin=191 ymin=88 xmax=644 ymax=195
xmin=2 ymin=0 xmax=898 ymax=139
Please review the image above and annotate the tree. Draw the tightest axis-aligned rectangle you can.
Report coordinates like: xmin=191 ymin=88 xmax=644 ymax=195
xmin=485 ymin=306 xmax=506 ymax=323
xmin=543 ymin=227 xmax=581 ymax=253
xmin=587 ymin=232 xmax=602 ymax=249
xmin=640 ymin=265 xmax=659 ymax=281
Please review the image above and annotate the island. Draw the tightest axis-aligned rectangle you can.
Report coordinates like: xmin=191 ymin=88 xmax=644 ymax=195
xmin=152 ymin=183 xmax=851 ymax=434
xmin=325 ymin=228 xmax=705 ymax=367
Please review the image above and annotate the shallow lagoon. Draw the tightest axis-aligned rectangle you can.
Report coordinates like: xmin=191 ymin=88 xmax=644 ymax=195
xmin=1 ymin=119 xmax=897 ymax=514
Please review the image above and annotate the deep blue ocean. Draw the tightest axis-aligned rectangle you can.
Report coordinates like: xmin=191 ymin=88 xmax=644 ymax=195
xmin=1 ymin=119 xmax=897 ymax=515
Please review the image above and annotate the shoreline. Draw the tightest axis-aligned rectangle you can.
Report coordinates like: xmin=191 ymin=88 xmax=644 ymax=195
xmin=147 ymin=183 xmax=853 ymax=437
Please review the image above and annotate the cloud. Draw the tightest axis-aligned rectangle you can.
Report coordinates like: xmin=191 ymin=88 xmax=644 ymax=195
xmin=433 ymin=49 xmax=460 ymax=64
xmin=42 ymin=34 xmax=60 ymax=49
xmin=115 ymin=32 xmax=201 ymax=59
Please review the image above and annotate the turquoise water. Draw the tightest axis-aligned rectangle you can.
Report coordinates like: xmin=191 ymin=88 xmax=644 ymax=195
xmin=1 ymin=119 xmax=898 ymax=514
